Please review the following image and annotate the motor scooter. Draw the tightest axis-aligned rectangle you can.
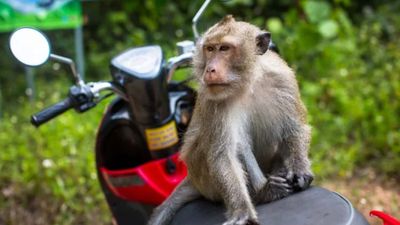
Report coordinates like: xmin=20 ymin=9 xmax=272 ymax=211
xmin=9 ymin=1 xmax=398 ymax=224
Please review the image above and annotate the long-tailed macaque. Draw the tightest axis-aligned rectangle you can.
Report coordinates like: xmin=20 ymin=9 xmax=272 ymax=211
xmin=148 ymin=15 xmax=313 ymax=225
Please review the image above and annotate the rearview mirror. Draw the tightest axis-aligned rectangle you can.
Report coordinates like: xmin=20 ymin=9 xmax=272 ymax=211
xmin=9 ymin=28 xmax=51 ymax=66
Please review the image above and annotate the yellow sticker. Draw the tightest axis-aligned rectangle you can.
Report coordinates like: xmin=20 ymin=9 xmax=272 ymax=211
xmin=145 ymin=120 xmax=179 ymax=151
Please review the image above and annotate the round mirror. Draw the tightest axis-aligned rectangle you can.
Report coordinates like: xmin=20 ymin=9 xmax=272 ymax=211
xmin=9 ymin=28 xmax=51 ymax=66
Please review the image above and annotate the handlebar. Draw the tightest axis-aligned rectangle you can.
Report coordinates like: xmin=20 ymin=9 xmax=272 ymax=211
xmin=30 ymin=50 xmax=192 ymax=127
xmin=167 ymin=52 xmax=193 ymax=81
xmin=31 ymin=97 xmax=75 ymax=127
xmin=31 ymin=81 xmax=127 ymax=127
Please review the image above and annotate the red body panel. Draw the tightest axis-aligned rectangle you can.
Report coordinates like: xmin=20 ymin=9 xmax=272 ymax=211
xmin=370 ymin=210 xmax=400 ymax=225
xmin=101 ymin=153 xmax=187 ymax=205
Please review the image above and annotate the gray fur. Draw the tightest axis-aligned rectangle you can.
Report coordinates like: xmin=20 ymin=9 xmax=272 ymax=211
xmin=147 ymin=178 xmax=200 ymax=225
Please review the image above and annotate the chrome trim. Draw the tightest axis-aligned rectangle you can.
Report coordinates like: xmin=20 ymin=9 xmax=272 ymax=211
xmin=87 ymin=81 xmax=128 ymax=102
xmin=166 ymin=52 xmax=193 ymax=81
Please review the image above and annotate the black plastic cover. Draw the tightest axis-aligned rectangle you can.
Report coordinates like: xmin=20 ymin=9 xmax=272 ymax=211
xmin=170 ymin=187 xmax=369 ymax=225
xmin=110 ymin=45 xmax=170 ymax=126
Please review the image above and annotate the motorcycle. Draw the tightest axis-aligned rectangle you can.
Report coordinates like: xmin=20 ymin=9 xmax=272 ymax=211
xmin=8 ymin=1 xmax=398 ymax=224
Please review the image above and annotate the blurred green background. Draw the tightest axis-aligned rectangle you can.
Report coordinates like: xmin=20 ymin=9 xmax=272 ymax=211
xmin=0 ymin=0 xmax=399 ymax=224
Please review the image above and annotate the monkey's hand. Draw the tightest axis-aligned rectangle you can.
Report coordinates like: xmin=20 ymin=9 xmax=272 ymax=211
xmin=222 ymin=209 xmax=260 ymax=225
xmin=258 ymin=175 xmax=293 ymax=203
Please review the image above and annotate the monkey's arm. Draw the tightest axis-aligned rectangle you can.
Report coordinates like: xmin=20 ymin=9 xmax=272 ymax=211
xmin=283 ymin=124 xmax=314 ymax=191
xmin=147 ymin=178 xmax=200 ymax=225
xmin=238 ymin=148 xmax=267 ymax=193
xmin=212 ymin=152 xmax=259 ymax=225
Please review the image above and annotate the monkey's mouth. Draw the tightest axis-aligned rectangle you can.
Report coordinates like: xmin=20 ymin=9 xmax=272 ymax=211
xmin=206 ymin=83 xmax=230 ymax=92
xmin=206 ymin=83 xmax=230 ymax=88
xmin=205 ymin=82 xmax=232 ymax=94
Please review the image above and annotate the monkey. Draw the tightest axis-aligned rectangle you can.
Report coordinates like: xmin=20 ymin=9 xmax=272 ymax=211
xmin=148 ymin=15 xmax=313 ymax=225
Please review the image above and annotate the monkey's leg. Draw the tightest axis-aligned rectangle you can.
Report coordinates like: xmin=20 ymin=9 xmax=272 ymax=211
xmin=258 ymin=125 xmax=314 ymax=203
xmin=238 ymin=150 xmax=267 ymax=193
xmin=147 ymin=178 xmax=200 ymax=225
xmin=284 ymin=124 xmax=314 ymax=192
xmin=213 ymin=154 xmax=259 ymax=225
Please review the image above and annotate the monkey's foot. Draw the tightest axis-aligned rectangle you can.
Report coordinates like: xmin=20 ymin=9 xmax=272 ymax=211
xmin=222 ymin=212 xmax=260 ymax=225
xmin=291 ymin=172 xmax=314 ymax=192
xmin=258 ymin=175 xmax=293 ymax=203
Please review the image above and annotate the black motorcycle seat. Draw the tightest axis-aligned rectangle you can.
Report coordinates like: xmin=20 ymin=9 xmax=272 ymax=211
xmin=170 ymin=186 xmax=369 ymax=225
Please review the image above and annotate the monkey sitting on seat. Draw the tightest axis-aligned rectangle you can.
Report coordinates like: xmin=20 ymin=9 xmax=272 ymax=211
xmin=148 ymin=15 xmax=313 ymax=225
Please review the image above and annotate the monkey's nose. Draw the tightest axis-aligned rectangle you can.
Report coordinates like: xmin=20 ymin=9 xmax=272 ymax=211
xmin=206 ymin=67 xmax=216 ymax=73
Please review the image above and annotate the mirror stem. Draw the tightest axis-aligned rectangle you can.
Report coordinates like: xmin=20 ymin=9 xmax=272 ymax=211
xmin=192 ymin=0 xmax=212 ymax=40
xmin=50 ymin=54 xmax=85 ymax=86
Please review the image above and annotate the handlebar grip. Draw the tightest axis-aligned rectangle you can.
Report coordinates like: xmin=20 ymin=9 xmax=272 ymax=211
xmin=31 ymin=97 xmax=75 ymax=127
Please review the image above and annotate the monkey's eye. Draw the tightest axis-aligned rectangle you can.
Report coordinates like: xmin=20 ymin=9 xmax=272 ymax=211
xmin=220 ymin=45 xmax=230 ymax=51
xmin=206 ymin=46 xmax=214 ymax=52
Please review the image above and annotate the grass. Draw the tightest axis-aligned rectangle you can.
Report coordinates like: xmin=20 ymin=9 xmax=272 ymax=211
xmin=0 ymin=95 xmax=113 ymax=225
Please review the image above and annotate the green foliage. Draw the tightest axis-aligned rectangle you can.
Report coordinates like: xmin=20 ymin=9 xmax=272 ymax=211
xmin=303 ymin=1 xmax=332 ymax=23
xmin=267 ymin=2 xmax=400 ymax=178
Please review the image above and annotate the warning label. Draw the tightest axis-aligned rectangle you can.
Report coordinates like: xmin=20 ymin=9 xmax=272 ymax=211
xmin=145 ymin=120 xmax=179 ymax=151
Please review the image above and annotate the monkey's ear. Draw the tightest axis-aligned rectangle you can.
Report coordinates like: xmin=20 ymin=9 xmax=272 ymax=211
xmin=256 ymin=32 xmax=271 ymax=55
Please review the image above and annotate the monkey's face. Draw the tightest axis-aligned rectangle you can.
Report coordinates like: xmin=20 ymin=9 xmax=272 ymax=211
xmin=194 ymin=30 xmax=255 ymax=101
xmin=199 ymin=37 xmax=243 ymax=100
xmin=193 ymin=15 xmax=271 ymax=101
